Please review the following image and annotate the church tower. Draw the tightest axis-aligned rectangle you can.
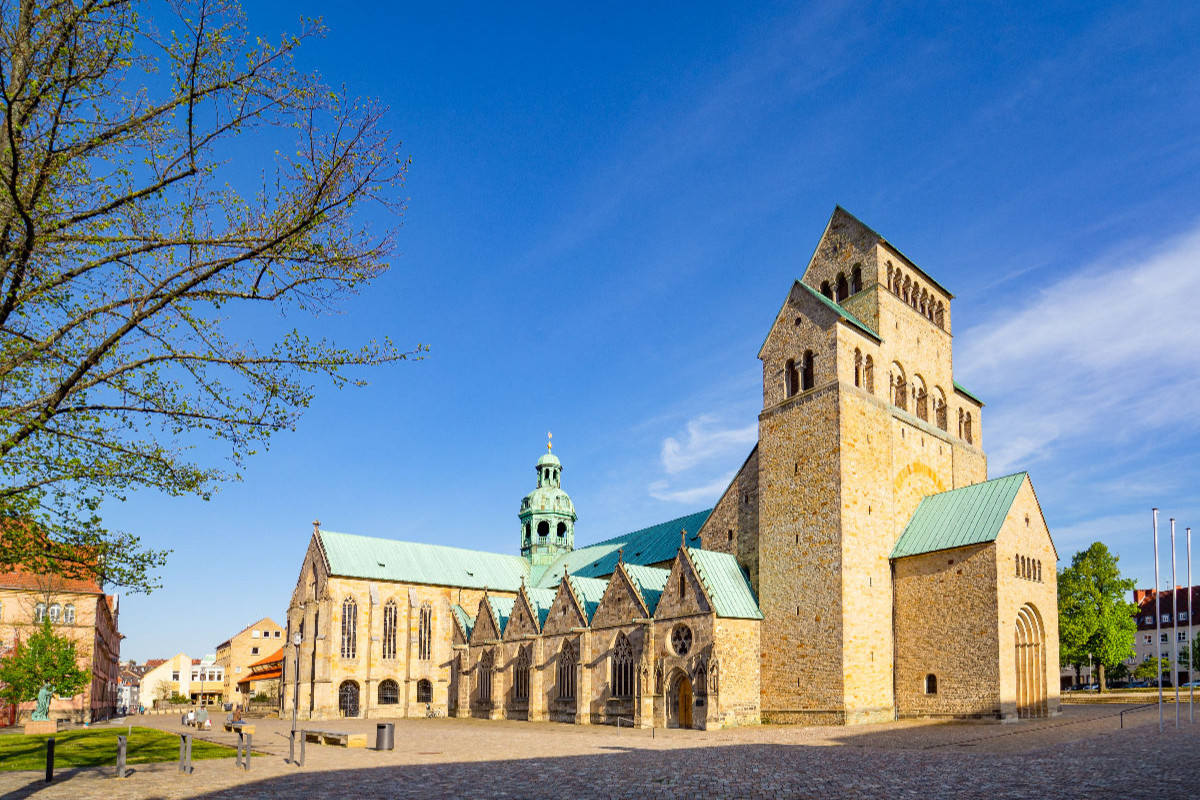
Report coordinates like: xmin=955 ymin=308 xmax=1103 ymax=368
xmin=519 ymin=435 xmax=577 ymax=567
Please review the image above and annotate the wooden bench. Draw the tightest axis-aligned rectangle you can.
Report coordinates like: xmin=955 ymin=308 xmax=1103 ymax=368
xmin=302 ymin=729 xmax=367 ymax=748
xmin=223 ymin=722 xmax=256 ymax=735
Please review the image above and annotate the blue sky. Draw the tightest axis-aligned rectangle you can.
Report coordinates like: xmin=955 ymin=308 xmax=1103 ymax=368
xmin=110 ymin=1 xmax=1200 ymax=660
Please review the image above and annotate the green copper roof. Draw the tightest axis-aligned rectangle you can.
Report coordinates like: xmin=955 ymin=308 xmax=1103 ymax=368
xmin=567 ymin=575 xmax=609 ymax=623
xmin=797 ymin=282 xmax=881 ymax=341
xmin=535 ymin=509 xmax=710 ymax=587
xmin=685 ymin=548 xmax=763 ymax=620
xmin=623 ymin=564 xmax=670 ymax=615
xmin=953 ymin=381 xmax=984 ymax=406
xmin=451 ymin=604 xmax=475 ymax=639
xmin=891 ymin=472 xmax=1027 ymax=559
xmin=487 ymin=596 xmax=515 ymax=636
xmin=523 ymin=587 xmax=557 ymax=630
xmin=318 ymin=530 xmax=530 ymax=591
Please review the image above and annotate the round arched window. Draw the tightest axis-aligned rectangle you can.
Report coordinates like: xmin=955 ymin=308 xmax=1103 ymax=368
xmin=537 ymin=521 xmax=549 ymax=537
xmin=670 ymin=624 xmax=692 ymax=657
xmin=556 ymin=522 xmax=567 ymax=537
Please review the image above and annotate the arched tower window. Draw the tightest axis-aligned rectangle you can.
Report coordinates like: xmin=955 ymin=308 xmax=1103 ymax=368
xmin=864 ymin=355 xmax=874 ymax=393
xmin=913 ymin=376 xmax=928 ymax=422
xmin=851 ymin=265 xmax=863 ymax=294
xmin=934 ymin=388 xmax=948 ymax=431
xmin=558 ymin=640 xmax=577 ymax=701
xmin=612 ymin=633 xmax=634 ymax=698
xmin=965 ymin=412 xmax=974 ymax=445
xmin=800 ymin=350 xmax=815 ymax=391
xmin=537 ymin=520 xmax=549 ymax=537
xmin=835 ymin=272 xmax=849 ymax=301
xmin=340 ymin=597 xmax=357 ymax=659
xmin=891 ymin=364 xmax=907 ymax=411
xmin=556 ymin=522 xmax=567 ymax=538
xmin=515 ymin=645 xmax=531 ymax=701
xmin=854 ymin=349 xmax=862 ymax=388
xmin=382 ymin=599 xmax=398 ymax=660
xmin=935 ymin=301 xmax=945 ymax=328
xmin=785 ymin=358 xmax=799 ymax=398
xmin=820 ymin=280 xmax=833 ymax=299
xmin=418 ymin=603 xmax=432 ymax=661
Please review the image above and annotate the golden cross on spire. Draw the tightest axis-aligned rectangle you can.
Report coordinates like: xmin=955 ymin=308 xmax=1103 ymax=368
xmin=547 ymin=431 xmax=553 ymax=452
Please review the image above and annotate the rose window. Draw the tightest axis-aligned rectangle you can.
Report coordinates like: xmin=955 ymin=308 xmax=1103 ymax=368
xmin=671 ymin=624 xmax=692 ymax=656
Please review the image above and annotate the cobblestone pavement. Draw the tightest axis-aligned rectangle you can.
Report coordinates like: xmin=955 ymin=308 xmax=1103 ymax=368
xmin=1 ymin=703 xmax=1196 ymax=799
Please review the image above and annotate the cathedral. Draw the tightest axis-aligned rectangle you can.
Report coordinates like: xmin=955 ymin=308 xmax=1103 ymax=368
xmin=282 ymin=208 xmax=1060 ymax=728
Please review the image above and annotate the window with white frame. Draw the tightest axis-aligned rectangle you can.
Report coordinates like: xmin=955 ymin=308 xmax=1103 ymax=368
xmin=1144 ymin=634 xmax=1153 ymax=644
xmin=1179 ymin=632 xmax=1188 ymax=642
xmin=1161 ymin=633 xmax=1169 ymax=643
xmin=1163 ymin=614 xmax=1171 ymax=623
xmin=64 ymin=604 xmax=75 ymax=624
xmin=1179 ymin=612 xmax=1188 ymax=621
xmin=251 ymin=630 xmax=260 ymax=638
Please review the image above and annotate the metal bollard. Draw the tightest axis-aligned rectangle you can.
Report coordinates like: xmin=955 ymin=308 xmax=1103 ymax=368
xmin=298 ymin=730 xmax=306 ymax=767
xmin=45 ymin=737 xmax=55 ymax=783
xmin=235 ymin=731 xmax=252 ymax=771
xmin=178 ymin=733 xmax=193 ymax=774
xmin=116 ymin=734 xmax=128 ymax=779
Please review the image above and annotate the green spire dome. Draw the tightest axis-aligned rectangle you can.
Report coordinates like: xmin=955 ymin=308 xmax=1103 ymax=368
xmin=520 ymin=435 xmax=576 ymax=566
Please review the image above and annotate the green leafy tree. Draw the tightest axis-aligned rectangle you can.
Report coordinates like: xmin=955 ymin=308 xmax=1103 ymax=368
xmin=0 ymin=0 xmax=421 ymax=592
xmin=1179 ymin=632 xmax=1200 ymax=675
xmin=0 ymin=616 xmax=91 ymax=706
xmin=1134 ymin=657 xmax=1170 ymax=683
xmin=1058 ymin=542 xmax=1137 ymax=692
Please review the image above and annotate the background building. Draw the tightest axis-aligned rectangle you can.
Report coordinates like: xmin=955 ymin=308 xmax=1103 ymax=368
xmin=215 ymin=617 xmax=283 ymax=705
xmin=237 ymin=648 xmax=283 ymax=707
xmin=0 ymin=566 xmax=120 ymax=723
xmin=1133 ymin=586 xmax=1199 ymax=686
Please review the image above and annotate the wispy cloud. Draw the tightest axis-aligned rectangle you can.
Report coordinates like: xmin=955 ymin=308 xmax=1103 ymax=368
xmin=957 ymin=223 xmax=1200 ymax=474
xmin=649 ymin=414 xmax=757 ymax=504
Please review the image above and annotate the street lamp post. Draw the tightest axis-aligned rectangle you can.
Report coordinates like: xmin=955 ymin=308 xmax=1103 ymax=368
xmin=289 ymin=630 xmax=301 ymax=764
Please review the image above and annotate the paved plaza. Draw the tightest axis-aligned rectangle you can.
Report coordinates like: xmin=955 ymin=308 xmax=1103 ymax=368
xmin=0 ymin=704 xmax=1197 ymax=799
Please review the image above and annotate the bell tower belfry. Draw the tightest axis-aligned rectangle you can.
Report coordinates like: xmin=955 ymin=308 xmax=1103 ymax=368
xmin=519 ymin=434 xmax=577 ymax=567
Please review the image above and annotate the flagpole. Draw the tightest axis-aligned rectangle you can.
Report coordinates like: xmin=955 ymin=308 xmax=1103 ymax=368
xmin=1154 ymin=508 xmax=1162 ymax=733
xmin=1172 ymin=518 xmax=1179 ymax=727
xmin=1189 ymin=526 xmax=1194 ymax=724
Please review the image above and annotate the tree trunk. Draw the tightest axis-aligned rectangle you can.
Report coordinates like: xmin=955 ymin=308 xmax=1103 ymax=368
xmin=1098 ymin=663 xmax=1106 ymax=693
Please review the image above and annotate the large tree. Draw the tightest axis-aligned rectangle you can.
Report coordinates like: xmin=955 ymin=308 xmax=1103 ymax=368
xmin=0 ymin=616 xmax=91 ymax=707
xmin=1058 ymin=542 xmax=1137 ymax=692
xmin=0 ymin=0 xmax=419 ymax=591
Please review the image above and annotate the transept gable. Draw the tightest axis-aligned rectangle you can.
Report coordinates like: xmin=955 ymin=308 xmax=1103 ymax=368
xmin=994 ymin=476 xmax=1057 ymax=561
xmin=450 ymin=604 xmax=474 ymax=644
xmin=290 ymin=535 xmax=326 ymax=609
xmin=590 ymin=563 xmax=649 ymax=628
xmin=503 ymin=589 xmax=540 ymax=641
xmin=653 ymin=549 xmax=713 ymax=620
xmin=540 ymin=576 xmax=588 ymax=635
xmin=469 ymin=594 xmax=502 ymax=644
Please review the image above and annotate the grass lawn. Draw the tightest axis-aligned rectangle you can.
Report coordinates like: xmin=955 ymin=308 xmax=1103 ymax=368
xmin=0 ymin=727 xmax=235 ymax=771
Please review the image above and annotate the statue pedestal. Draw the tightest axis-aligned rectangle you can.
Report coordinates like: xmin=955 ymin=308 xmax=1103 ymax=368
xmin=24 ymin=720 xmax=58 ymax=735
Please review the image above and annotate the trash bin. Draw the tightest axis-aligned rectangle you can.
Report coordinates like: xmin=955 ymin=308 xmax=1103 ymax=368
xmin=375 ymin=722 xmax=394 ymax=751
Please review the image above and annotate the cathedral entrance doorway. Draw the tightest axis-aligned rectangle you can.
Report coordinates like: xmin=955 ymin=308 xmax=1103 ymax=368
xmin=339 ymin=680 xmax=360 ymax=718
xmin=667 ymin=670 xmax=693 ymax=729
xmin=1015 ymin=604 xmax=1047 ymax=719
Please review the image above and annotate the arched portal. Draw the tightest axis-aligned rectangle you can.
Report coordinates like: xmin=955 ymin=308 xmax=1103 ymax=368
xmin=666 ymin=669 xmax=694 ymax=729
xmin=1015 ymin=604 xmax=1047 ymax=719
xmin=338 ymin=680 xmax=360 ymax=718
